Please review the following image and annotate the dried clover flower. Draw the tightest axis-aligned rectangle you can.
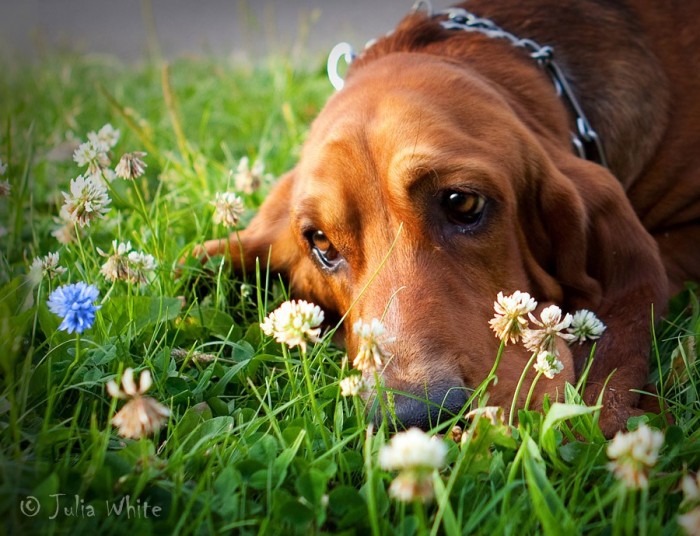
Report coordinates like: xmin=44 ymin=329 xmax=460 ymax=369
xmin=115 ymin=151 xmax=147 ymax=180
xmin=107 ymin=368 xmax=170 ymax=439
xmin=30 ymin=252 xmax=67 ymax=280
xmin=212 ymin=191 xmax=245 ymax=228
xmin=352 ymin=318 xmax=393 ymax=373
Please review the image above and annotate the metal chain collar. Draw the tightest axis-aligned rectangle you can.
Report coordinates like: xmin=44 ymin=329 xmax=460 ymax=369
xmin=327 ymin=2 xmax=608 ymax=168
xmin=437 ymin=7 xmax=608 ymax=168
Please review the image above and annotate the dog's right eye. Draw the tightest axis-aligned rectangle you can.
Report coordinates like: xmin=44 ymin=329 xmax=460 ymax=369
xmin=307 ymin=230 xmax=341 ymax=269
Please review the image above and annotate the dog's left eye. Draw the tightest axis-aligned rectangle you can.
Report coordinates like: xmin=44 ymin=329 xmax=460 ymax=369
xmin=442 ymin=190 xmax=487 ymax=227
xmin=307 ymin=230 xmax=341 ymax=269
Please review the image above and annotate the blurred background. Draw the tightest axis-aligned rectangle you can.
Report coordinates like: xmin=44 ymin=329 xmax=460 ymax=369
xmin=1 ymin=0 xmax=453 ymax=63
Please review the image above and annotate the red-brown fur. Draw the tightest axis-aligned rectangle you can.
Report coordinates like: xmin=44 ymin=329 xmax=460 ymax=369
xmin=200 ymin=0 xmax=700 ymax=436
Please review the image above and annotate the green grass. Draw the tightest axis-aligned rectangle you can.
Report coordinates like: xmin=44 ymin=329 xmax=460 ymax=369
xmin=0 ymin=50 xmax=699 ymax=535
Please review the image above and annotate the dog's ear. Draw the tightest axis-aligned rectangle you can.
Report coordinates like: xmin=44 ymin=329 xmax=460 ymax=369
xmin=523 ymin=150 xmax=668 ymax=435
xmin=198 ymin=170 xmax=300 ymax=274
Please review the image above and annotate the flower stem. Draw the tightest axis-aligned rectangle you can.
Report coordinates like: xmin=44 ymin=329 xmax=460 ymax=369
xmin=363 ymin=424 xmax=381 ymax=536
xmin=523 ymin=371 xmax=543 ymax=412
xmin=300 ymin=347 xmax=330 ymax=449
xmin=501 ymin=436 xmax=527 ymax=515
xmin=508 ymin=352 xmax=538 ymax=427
xmin=373 ymin=370 xmax=393 ymax=428
xmin=476 ymin=339 xmax=506 ymax=404
xmin=353 ymin=394 xmax=366 ymax=433
xmin=281 ymin=346 xmax=299 ymax=401
xmin=131 ymin=180 xmax=162 ymax=261
xmin=57 ymin=334 xmax=81 ymax=394
xmin=345 ymin=358 xmax=367 ymax=432
xmin=101 ymin=280 xmax=117 ymax=305
xmin=414 ymin=499 xmax=428 ymax=534
xmin=72 ymin=223 xmax=90 ymax=276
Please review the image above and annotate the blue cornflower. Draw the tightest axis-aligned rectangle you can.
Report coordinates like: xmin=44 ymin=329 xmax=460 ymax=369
xmin=47 ymin=282 xmax=101 ymax=334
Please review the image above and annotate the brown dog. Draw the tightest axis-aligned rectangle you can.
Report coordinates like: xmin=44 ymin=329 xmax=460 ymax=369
xmin=201 ymin=0 xmax=700 ymax=436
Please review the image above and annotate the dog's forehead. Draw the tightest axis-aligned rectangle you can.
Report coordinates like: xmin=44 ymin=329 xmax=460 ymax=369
xmin=295 ymin=109 xmax=517 ymax=203
xmin=298 ymin=101 xmax=479 ymax=187
xmin=291 ymin=54 xmax=534 ymax=226
xmin=300 ymin=59 xmax=527 ymax=171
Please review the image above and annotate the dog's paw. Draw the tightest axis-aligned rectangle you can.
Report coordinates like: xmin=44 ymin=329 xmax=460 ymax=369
xmin=584 ymin=385 xmax=644 ymax=438
xmin=597 ymin=404 xmax=645 ymax=439
xmin=185 ymin=239 xmax=227 ymax=265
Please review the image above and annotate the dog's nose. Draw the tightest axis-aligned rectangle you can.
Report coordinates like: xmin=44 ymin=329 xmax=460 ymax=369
xmin=374 ymin=383 xmax=470 ymax=431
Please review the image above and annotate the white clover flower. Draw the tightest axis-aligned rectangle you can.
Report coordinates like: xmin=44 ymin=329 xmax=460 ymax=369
xmin=0 ymin=158 xmax=7 ymax=175
xmin=379 ymin=428 xmax=447 ymax=472
xmin=107 ymin=368 xmax=170 ymax=440
xmin=0 ymin=179 xmax=10 ymax=197
xmin=339 ymin=375 xmax=368 ymax=397
xmin=379 ymin=428 xmax=447 ymax=503
xmin=88 ymin=123 xmax=120 ymax=149
xmin=682 ymin=472 xmax=700 ymax=504
xmin=523 ymin=305 xmax=575 ymax=353
xmin=115 ymin=151 xmax=147 ymax=180
xmin=126 ymin=250 xmax=157 ymax=285
xmin=97 ymin=240 xmax=132 ymax=282
xmin=388 ymin=471 xmax=436 ymax=503
xmin=352 ymin=318 xmax=393 ymax=373
xmin=97 ymin=241 xmax=156 ymax=285
xmin=567 ymin=309 xmax=606 ymax=344
xmin=60 ymin=174 xmax=111 ymax=227
xmin=234 ymin=156 xmax=267 ymax=194
xmin=260 ymin=300 xmax=325 ymax=352
xmin=606 ymin=424 xmax=664 ymax=489
xmin=678 ymin=508 xmax=700 ymax=536
xmin=212 ymin=191 xmax=245 ymax=228
xmin=533 ymin=351 xmax=564 ymax=379
xmin=30 ymin=251 xmax=67 ymax=280
xmin=489 ymin=291 xmax=538 ymax=344
xmin=73 ymin=140 xmax=110 ymax=174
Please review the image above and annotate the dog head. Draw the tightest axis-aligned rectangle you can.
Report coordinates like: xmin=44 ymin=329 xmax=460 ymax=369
xmin=202 ymin=51 xmax=667 ymax=433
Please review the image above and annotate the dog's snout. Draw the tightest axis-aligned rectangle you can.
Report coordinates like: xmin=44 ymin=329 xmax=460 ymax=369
xmin=374 ymin=383 xmax=470 ymax=431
